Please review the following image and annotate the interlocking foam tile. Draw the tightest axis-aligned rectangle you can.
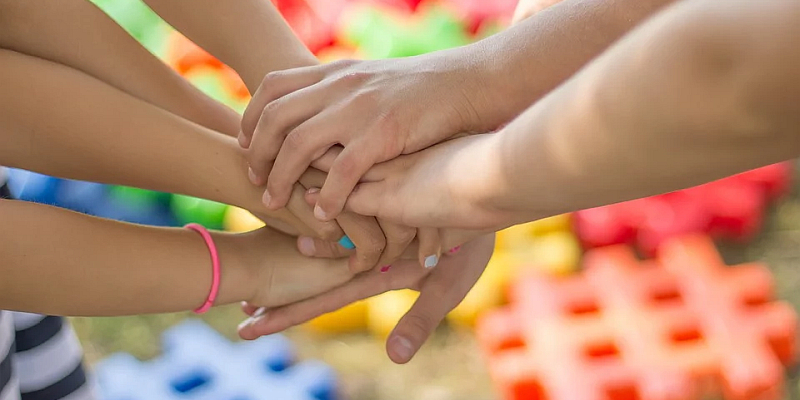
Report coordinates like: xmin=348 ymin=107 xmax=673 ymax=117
xmin=449 ymin=231 xmax=581 ymax=327
xmin=95 ymin=320 xmax=338 ymax=400
xmin=574 ymin=163 xmax=793 ymax=256
xmin=477 ymin=234 xmax=797 ymax=400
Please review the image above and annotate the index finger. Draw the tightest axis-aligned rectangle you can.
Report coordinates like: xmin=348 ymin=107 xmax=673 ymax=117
xmin=240 ymin=66 xmax=326 ymax=147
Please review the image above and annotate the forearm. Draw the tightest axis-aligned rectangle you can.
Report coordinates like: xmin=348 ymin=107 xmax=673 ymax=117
xmin=0 ymin=0 xmax=239 ymax=136
xmin=460 ymin=0 xmax=675 ymax=129
xmin=143 ymin=0 xmax=317 ymax=91
xmin=0 ymin=199 xmax=255 ymax=316
xmin=0 ymin=49 xmax=307 ymax=232
xmin=486 ymin=0 xmax=800 ymax=225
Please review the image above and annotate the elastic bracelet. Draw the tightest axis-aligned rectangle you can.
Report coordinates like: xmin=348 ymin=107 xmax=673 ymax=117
xmin=185 ymin=223 xmax=221 ymax=314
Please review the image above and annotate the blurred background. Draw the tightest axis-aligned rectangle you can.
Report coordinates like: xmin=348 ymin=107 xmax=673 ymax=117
xmin=7 ymin=0 xmax=800 ymax=399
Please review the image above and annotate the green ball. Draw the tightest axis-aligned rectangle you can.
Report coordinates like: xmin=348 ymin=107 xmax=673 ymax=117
xmin=170 ymin=195 xmax=228 ymax=230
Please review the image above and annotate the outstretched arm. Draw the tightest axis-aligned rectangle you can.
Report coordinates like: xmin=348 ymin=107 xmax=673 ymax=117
xmin=0 ymin=0 xmax=239 ymax=136
xmin=236 ymin=0 xmax=679 ymax=222
xmin=142 ymin=0 xmax=316 ymax=91
xmin=0 ymin=49 xmax=313 ymax=234
xmin=342 ymin=0 xmax=800 ymax=230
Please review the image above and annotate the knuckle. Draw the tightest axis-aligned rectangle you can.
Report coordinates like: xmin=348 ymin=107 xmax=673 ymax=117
xmin=262 ymin=98 xmax=282 ymax=119
xmin=283 ymin=129 xmax=307 ymax=152
xmin=338 ymin=70 xmax=370 ymax=85
xmin=332 ymin=154 xmax=363 ymax=182
xmin=388 ymin=229 xmax=416 ymax=246
xmin=366 ymin=234 xmax=387 ymax=253
xmin=401 ymin=313 xmax=435 ymax=338
xmin=317 ymin=224 xmax=342 ymax=242
xmin=261 ymin=71 xmax=283 ymax=86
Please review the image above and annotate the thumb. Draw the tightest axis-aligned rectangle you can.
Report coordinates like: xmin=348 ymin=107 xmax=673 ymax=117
xmin=385 ymin=289 xmax=452 ymax=364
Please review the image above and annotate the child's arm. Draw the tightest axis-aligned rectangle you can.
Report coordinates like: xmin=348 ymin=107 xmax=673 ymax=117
xmin=0 ymin=0 xmax=239 ymax=136
xmin=341 ymin=0 xmax=800 ymax=231
xmin=0 ymin=0 xmax=344 ymax=239
xmin=0 ymin=49 xmax=328 ymax=236
xmin=141 ymin=0 xmax=316 ymax=91
xmin=0 ymin=198 xmax=355 ymax=316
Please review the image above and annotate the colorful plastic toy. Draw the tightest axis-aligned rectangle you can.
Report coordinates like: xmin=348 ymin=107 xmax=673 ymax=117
xmin=574 ymin=163 xmax=793 ymax=256
xmin=477 ymin=234 xmax=797 ymax=400
xmin=95 ymin=319 xmax=338 ymax=400
xmin=90 ymin=0 xmax=170 ymax=57
xmin=449 ymin=230 xmax=581 ymax=327
xmin=338 ymin=3 xmax=470 ymax=59
xmin=6 ymin=169 xmax=62 ymax=204
xmin=439 ymin=0 xmax=517 ymax=33
xmin=273 ymin=0 xmax=340 ymax=54
xmin=224 ymin=207 xmax=267 ymax=233
xmin=170 ymin=195 xmax=229 ymax=230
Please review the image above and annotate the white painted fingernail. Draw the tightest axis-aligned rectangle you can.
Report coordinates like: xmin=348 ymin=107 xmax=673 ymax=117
xmin=424 ymin=255 xmax=439 ymax=269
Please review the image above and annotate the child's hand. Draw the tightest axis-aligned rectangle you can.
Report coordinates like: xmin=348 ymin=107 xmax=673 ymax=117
xmin=238 ymin=234 xmax=495 ymax=364
xmin=236 ymin=227 xmax=356 ymax=308
xmin=240 ymin=53 xmax=497 ymax=222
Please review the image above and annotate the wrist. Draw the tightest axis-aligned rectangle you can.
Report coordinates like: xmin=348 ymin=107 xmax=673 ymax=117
xmin=458 ymin=39 xmax=533 ymax=131
xmin=209 ymin=231 xmax=261 ymax=306
xmin=446 ymin=134 xmax=521 ymax=231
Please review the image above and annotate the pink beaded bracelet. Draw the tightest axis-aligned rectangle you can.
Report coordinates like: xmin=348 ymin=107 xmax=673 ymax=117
xmin=185 ymin=223 xmax=221 ymax=314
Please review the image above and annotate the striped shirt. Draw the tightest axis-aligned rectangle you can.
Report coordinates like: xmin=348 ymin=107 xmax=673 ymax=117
xmin=0 ymin=173 xmax=94 ymax=400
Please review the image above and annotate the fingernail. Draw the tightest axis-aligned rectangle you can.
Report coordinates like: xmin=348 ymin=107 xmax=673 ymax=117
xmin=338 ymin=235 xmax=356 ymax=250
xmin=389 ymin=335 xmax=415 ymax=362
xmin=424 ymin=254 xmax=439 ymax=269
xmin=314 ymin=204 xmax=329 ymax=220
xmin=248 ymin=167 xmax=260 ymax=185
xmin=238 ymin=131 xmax=248 ymax=148
xmin=262 ymin=190 xmax=272 ymax=207
xmin=448 ymin=246 xmax=461 ymax=255
xmin=380 ymin=265 xmax=392 ymax=273
xmin=307 ymin=187 xmax=321 ymax=195
xmin=237 ymin=307 xmax=267 ymax=330
xmin=298 ymin=236 xmax=316 ymax=256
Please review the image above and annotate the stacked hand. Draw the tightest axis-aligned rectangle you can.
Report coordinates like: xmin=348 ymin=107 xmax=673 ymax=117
xmin=233 ymin=0 xmax=557 ymax=363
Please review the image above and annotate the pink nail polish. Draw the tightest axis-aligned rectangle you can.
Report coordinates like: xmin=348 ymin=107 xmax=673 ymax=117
xmin=448 ymin=246 xmax=461 ymax=254
xmin=380 ymin=265 xmax=392 ymax=273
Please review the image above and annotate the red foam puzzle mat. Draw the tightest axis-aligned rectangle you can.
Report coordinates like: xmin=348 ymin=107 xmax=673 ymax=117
xmin=477 ymin=234 xmax=797 ymax=400
xmin=574 ymin=163 xmax=793 ymax=256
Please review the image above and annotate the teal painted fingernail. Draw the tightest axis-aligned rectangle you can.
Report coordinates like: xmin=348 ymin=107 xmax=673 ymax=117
xmin=338 ymin=235 xmax=355 ymax=249
xmin=424 ymin=255 xmax=439 ymax=269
